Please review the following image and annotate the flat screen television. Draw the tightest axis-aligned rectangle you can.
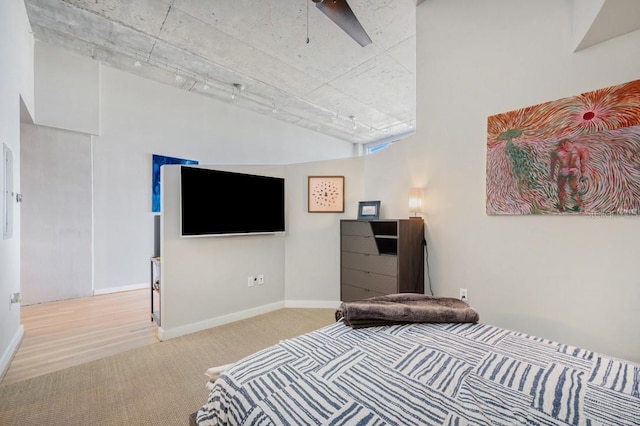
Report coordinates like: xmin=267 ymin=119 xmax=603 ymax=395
xmin=180 ymin=167 xmax=285 ymax=237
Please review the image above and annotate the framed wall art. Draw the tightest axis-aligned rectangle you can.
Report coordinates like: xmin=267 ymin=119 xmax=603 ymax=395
xmin=308 ymin=176 xmax=344 ymax=213
xmin=487 ymin=78 xmax=640 ymax=216
xmin=357 ymin=201 xmax=381 ymax=220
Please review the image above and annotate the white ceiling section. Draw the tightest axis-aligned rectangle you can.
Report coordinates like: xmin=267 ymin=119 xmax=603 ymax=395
xmin=24 ymin=0 xmax=417 ymax=145
xmin=574 ymin=0 xmax=640 ymax=51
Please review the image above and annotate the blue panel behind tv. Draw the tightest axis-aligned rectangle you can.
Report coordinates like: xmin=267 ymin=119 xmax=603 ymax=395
xmin=152 ymin=154 xmax=198 ymax=213
xmin=180 ymin=167 xmax=285 ymax=236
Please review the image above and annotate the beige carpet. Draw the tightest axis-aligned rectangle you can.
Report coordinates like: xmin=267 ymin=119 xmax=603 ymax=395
xmin=0 ymin=308 xmax=336 ymax=426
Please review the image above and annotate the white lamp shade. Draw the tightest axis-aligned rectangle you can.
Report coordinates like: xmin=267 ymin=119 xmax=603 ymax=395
xmin=409 ymin=188 xmax=424 ymax=215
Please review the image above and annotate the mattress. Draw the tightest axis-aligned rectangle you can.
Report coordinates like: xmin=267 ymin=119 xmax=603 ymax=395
xmin=196 ymin=320 xmax=640 ymax=425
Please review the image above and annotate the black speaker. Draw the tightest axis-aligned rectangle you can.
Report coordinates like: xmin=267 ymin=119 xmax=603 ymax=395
xmin=153 ymin=215 xmax=160 ymax=257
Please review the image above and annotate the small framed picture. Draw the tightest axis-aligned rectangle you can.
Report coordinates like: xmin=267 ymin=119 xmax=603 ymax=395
xmin=358 ymin=201 xmax=381 ymax=220
xmin=308 ymin=176 xmax=345 ymax=213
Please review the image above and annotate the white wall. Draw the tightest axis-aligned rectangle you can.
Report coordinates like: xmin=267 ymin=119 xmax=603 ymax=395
xmin=0 ymin=0 xmax=34 ymax=378
xmin=16 ymin=41 xmax=354 ymax=345
xmin=27 ymin=43 xmax=354 ymax=295
xmin=284 ymin=157 xmax=365 ymax=305
xmin=159 ymin=156 xmax=364 ymax=339
xmin=20 ymin=124 xmax=92 ymax=305
xmin=364 ymin=0 xmax=640 ymax=362
xmin=34 ymin=41 xmax=100 ymax=135
xmin=160 ymin=164 xmax=287 ymax=339
xmin=572 ymin=0 xmax=605 ymax=50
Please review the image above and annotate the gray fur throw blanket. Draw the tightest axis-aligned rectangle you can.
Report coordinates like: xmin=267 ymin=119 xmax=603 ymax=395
xmin=335 ymin=293 xmax=479 ymax=328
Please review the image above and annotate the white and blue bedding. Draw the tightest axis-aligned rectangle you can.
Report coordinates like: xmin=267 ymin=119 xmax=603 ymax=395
xmin=196 ymin=320 xmax=640 ymax=425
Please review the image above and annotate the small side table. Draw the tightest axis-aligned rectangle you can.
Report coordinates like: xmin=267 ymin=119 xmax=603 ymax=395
xmin=150 ymin=256 xmax=161 ymax=326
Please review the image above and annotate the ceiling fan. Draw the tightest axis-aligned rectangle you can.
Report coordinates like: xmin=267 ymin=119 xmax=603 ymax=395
xmin=312 ymin=0 xmax=372 ymax=47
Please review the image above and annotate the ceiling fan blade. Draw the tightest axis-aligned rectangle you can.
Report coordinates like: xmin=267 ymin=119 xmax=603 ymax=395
xmin=314 ymin=0 xmax=372 ymax=47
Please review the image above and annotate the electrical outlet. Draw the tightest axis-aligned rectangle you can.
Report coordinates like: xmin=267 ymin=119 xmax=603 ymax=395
xmin=257 ymin=274 xmax=264 ymax=285
xmin=459 ymin=288 xmax=468 ymax=302
xmin=248 ymin=276 xmax=255 ymax=287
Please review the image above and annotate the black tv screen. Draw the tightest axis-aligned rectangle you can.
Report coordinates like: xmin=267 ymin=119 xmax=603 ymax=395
xmin=180 ymin=167 xmax=285 ymax=236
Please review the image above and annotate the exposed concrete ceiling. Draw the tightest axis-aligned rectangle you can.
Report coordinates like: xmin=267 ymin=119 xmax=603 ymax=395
xmin=23 ymin=1 xmax=640 ymax=147
xmin=24 ymin=0 xmax=417 ymax=146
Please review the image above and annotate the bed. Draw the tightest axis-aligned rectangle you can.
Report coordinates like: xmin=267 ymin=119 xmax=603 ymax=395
xmin=194 ymin=299 xmax=640 ymax=425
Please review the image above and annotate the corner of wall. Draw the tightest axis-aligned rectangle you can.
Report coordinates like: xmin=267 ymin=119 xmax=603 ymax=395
xmin=572 ymin=0 xmax=606 ymax=51
xmin=157 ymin=301 xmax=284 ymax=341
xmin=0 ymin=325 xmax=24 ymax=383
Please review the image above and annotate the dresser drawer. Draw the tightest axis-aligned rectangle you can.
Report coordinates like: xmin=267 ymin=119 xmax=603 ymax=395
xmin=341 ymin=268 xmax=397 ymax=294
xmin=341 ymin=221 xmax=374 ymax=237
xmin=341 ymin=252 xmax=397 ymax=276
xmin=341 ymin=235 xmax=379 ymax=255
xmin=341 ymin=284 xmax=386 ymax=302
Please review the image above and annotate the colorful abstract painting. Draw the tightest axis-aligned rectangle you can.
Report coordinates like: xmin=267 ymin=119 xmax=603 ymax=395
xmin=487 ymin=79 xmax=640 ymax=215
xmin=152 ymin=154 xmax=198 ymax=213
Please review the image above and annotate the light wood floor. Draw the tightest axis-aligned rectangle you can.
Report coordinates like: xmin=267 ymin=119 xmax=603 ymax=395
xmin=1 ymin=289 xmax=159 ymax=386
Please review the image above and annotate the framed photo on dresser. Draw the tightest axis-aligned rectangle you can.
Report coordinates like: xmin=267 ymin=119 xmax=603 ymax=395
xmin=357 ymin=200 xmax=381 ymax=220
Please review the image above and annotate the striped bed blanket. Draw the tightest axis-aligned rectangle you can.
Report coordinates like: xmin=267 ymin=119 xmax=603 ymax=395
xmin=195 ymin=320 xmax=640 ymax=425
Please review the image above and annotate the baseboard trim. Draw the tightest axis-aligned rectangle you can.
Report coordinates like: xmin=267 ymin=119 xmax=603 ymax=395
xmin=93 ymin=283 xmax=147 ymax=295
xmin=0 ymin=325 xmax=24 ymax=383
xmin=284 ymin=300 xmax=341 ymax=309
xmin=157 ymin=301 xmax=285 ymax=341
